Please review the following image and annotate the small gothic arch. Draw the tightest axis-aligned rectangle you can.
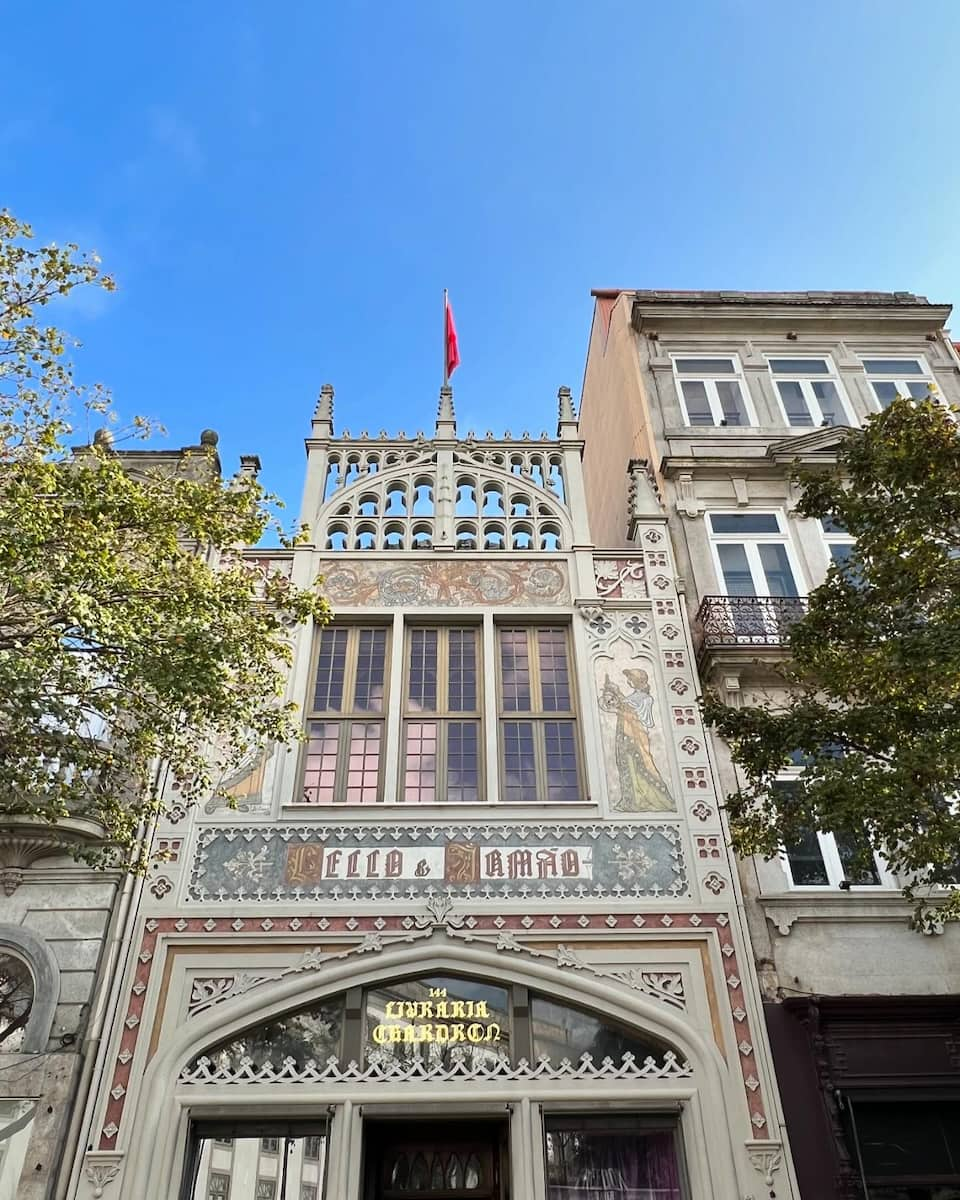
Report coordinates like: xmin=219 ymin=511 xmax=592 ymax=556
xmin=510 ymin=494 xmax=532 ymax=517
xmin=326 ymin=524 xmax=349 ymax=551
xmin=383 ymin=523 xmax=405 ymax=550
xmin=355 ymin=523 xmax=377 ymax=550
xmin=385 ymin=485 xmax=408 ymax=517
xmin=511 ymin=524 xmax=534 ymax=550
xmin=483 ymin=525 xmax=506 ymax=550
xmin=357 ymin=493 xmax=379 ymax=517
xmin=455 ymin=523 xmax=478 ymax=550
xmin=540 ymin=524 xmax=562 ymax=551
xmin=412 ymin=478 xmax=434 ymax=516
xmin=411 ymin=523 xmax=433 ymax=549
xmin=455 ymin=480 xmax=477 ymax=516
xmin=481 ymin=486 xmax=505 ymax=517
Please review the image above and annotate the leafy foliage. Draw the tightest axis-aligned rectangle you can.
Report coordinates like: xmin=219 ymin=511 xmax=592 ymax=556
xmin=0 ymin=211 xmax=329 ymax=863
xmin=702 ymin=397 xmax=960 ymax=929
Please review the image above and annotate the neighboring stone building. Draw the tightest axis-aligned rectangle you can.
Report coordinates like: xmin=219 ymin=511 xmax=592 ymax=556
xmin=0 ymin=433 xmax=226 ymax=1200
xmin=59 ymin=385 xmax=798 ymax=1198
xmin=579 ymin=288 xmax=960 ymax=1199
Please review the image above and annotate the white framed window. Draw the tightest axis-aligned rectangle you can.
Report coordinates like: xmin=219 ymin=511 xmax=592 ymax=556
xmin=767 ymin=357 xmax=853 ymax=428
xmin=707 ymin=512 xmax=804 ymax=598
xmin=774 ymin=779 xmax=894 ymax=889
xmin=818 ymin=515 xmax=855 ymax=574
xmin=861 ymin=356 xmax=936 ymax=409
xmin=672 ymin=355 xmax=755 ymax=427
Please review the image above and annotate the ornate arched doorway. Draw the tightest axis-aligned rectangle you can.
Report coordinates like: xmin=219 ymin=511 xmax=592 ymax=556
xmin=175 ymin=967 xmax=693 ymax=1199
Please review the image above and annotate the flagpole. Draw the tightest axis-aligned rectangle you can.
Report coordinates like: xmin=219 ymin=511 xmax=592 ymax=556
xmin=443 ymin=288 xmax=449 ymax=388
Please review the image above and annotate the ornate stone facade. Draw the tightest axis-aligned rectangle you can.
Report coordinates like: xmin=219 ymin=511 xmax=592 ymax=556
xmin=60 ymin=388 xmax=792 ymax=1200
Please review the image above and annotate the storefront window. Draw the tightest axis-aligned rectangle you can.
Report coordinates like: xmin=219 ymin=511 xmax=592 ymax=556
xmin=185 ymin=1124 xmax=328 ymax=1200
xmin=186 ymin=998 xmax=342 ymax=1075
xmin=364 ymin=975 xmax=510 ymax=1068
xmin=848 ymin=1096 xmax=960 ymax=1199
xmin=544 ymin=1115 xmax=683 ymax=1199
xmin=531 ymin=995 xmax=666 ymax=1065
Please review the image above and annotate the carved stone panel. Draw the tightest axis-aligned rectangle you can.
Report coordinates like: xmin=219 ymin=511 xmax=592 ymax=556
xmin=317 ymin=560 xmax=569 ymax=606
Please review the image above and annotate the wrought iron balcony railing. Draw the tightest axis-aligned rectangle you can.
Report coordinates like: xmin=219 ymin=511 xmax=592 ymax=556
xmin=695 ymin=595 xmax=808 ymax=652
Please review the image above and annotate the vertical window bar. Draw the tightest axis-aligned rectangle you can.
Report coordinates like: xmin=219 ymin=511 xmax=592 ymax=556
xmin=353 ymin=629 xmax=386 ymax=712
xmin=498 ymin=629 xmax=532 ymax=711
xmin=407 ymin=628 xmax=438 ymax=712
xmin=313 ymin=628 xmax=348 ymax=711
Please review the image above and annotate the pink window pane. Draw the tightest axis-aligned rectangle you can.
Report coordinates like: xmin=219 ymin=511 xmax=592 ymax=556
xmin=404 ymin=721 xmax=438 ymax=803
xmin=302 ymin=721 xmax=340 ymax=804
xmin=344 ymin=722 xmax=381 ymax=803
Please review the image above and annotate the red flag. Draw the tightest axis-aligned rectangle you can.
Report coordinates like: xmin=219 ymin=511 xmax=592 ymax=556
xmin=445 ymin=294 xmax=460 ymax=381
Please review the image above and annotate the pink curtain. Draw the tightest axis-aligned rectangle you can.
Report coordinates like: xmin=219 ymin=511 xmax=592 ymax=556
xmin=546 ymin=1129 xmax=681 ymax=1199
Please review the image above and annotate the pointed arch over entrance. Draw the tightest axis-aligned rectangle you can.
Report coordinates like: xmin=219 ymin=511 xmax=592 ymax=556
xmin=124 ymin=933 xmax=742 ymax=1200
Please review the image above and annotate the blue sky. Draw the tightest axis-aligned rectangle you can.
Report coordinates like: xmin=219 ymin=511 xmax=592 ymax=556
xmin=6 ymin=0 xmax=960 ymax=528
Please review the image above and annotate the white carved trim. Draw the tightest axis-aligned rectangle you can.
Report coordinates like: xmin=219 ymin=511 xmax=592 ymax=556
xmin=180 ymin=1047 xmax=692 ymax=1086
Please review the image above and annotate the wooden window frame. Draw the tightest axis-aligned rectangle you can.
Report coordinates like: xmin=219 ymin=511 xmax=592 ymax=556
xmin=494 ymin=624 xmax=583 ymax=804
xmin=400 ymin=623 xmax=484 ymax=805
xmin=298 ymin=624 xmax=392 ymax=806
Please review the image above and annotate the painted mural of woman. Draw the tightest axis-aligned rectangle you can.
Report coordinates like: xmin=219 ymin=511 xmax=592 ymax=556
xmin=599 ymin=667 xmax=675 ymax=812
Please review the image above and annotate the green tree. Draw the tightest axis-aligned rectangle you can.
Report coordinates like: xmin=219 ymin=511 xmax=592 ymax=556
xmin=702 ymin=396 xmax=960 ymax=930
xmin=0 ymin=211 xmax=329 ymax=863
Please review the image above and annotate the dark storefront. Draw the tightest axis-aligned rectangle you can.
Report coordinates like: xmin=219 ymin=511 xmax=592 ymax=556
xmin=766 ymin=996 xmax=960 ymax=1199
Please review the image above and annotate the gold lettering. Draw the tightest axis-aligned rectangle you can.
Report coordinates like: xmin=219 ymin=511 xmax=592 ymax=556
xmin=415 ymin=1024 xmax=434 ymax=1043
xmin=434 ymin=999 xmax=451 ymax=1019
xmin=449 ymin=1024 xmax=467 ymax=1042
xmin=373 ymin=1024 xmax=387 ymax=1045
xmin=434 ymin=1024 xmax=449 ymax=1043
xmin=388 ymin=1026 xmax=404 ymax=1044
xmin=449 ymin=1001 xmax=467 ymax=1019
xmin=429 ymin=986 xmax=447 ymax=998
xmin=488 ymin=1022 xmax=502 ymax=1042
xmin=474 ymin=1000 xmax=489 ymax=1019
xmin=466 ymin=1023 xmax=485 ymax=1043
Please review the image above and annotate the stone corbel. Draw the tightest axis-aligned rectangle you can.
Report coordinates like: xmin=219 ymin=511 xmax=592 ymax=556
xmin=675 ymin=472 xmax=703 ymax=519
xmin=731 ymin=476 xmax=749 ymax=507
xmin=784 ymin=477 xmax=803 ymax=516
xmin=745 ymin=1140 xmax=784 ymax=1186
xmin=84 ymin=1153 xmax=124 ymax=1198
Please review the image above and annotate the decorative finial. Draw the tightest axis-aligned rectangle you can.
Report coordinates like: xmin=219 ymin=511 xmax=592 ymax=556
xmin=557 ymin=385 xmax=576 ymax=424
xmin=200 ymin=429 xmax=219 ymax=447
xmin=312 ymin=384 xmax=335 ymax=436
xmin=436 ymin=384 xmax=456 ymax=437
xmin=93 ymin=427 xmax=113 ymax=448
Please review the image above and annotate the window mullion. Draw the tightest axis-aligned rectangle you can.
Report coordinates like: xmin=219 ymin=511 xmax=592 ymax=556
xmin=820 ymin=833 xmax=844 ymax=886
xmin=484 ymin=616 xmax=499 ymax=804
xmin=706 ymin=380 xmax=722 ymax=425
xmin=334 ymin=720 xmax=351 ymax=806
xmin=534 ymin=720 xmax=548 ymax=802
